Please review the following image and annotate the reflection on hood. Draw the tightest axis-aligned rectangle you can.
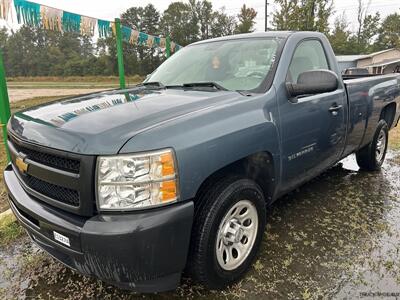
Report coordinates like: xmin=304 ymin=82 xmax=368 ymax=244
xmin=49 ymin=93 xmax=142 ymax=126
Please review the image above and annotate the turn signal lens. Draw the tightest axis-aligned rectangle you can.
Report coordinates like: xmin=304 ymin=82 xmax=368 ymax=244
xmin=160 ymin=180 xmax=177 ymax=202
xmin=161 ymin=152 xmax=175 ymax=177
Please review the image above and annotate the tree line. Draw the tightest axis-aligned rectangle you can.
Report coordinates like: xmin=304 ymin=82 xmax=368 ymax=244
xmin=273 ymin=0 xmax=400 ymax=54
xmin=0 ymin=0 xmax=399 ymax=77
xmin=0 ymin=1 xmax=258 ymax=77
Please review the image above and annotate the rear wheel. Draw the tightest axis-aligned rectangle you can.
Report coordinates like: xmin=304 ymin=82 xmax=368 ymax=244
xmin=356 ymin=120 xmax=389 ymax=171
xmin=188 ymin=176 xmax=266 ymax=289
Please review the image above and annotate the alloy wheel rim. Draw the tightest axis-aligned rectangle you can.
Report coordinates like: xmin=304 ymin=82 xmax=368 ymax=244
xmin=216 ymin=200 xmax=259 ymax=271
xmin=376 ymin=129 xmax=387 ymax=163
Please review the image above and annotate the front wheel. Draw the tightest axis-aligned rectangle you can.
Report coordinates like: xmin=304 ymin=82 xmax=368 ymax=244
xmin=188 ymin=176 xmax=266 ymax=289
xmin=356 ymin=120 xmax=389 ymax=171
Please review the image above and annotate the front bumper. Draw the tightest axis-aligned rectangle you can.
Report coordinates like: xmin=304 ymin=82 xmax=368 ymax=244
xmin=4 ymin=164 xmax=194 ymax=293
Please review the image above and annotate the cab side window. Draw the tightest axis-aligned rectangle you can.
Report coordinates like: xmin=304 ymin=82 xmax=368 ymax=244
xmin=287 ymin=40 xmax=330 ymax=83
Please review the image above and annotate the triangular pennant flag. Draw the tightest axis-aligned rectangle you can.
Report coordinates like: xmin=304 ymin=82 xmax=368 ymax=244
xmin=154 ymin=36 xmax=161 ymax=47
xmin=138 ymin=32 xmax=148 ymax=45
xmin=0 ymin=0 xmax=12 ymax=21
xmin=170 ymin=42 xmax=176 ymax=53
xmin=80 ymin=16 xmax=96 ymax=37
xmin=111 ymin=22 xmax=116 ymax=36
xmin=159 ymin=37 xmax=166 ymax=48
xmin=98 ymin=19 xmax=111 ymax=38
xmin=129 ymin=30 xmax=139 ymax=45
xmin=62 ymin=11 xmax=81 ymax=33
xmin=121 ymin=25 xmax=131 ymax=42
xmin=14 ymin=0 xmax=41 ymax=26
xmin=147 ymin=35 xmax=155 ymax=48
xmin=40 ymin=6 xmax=62 ymax=32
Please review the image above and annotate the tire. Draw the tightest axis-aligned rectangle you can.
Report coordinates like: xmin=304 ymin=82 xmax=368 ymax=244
xmin=188 ymin=175 xmax=266 ymax=289
xmin=356 ymin=120 xmax=389 ymax=171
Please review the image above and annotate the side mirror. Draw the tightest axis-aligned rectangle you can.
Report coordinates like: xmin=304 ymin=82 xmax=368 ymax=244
xmin=286 ymin=70 xmax=339 ymax=98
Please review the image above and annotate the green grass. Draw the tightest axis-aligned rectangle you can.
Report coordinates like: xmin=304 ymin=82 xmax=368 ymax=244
xmin=0 ymin=211 xmax=23 ymax=246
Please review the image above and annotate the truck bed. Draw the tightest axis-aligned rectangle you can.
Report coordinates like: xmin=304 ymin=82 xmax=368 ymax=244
xmin=342 ymin=73 xmax=381 ymax=80
xmin=342 ymin=73 xmax=400 ymax=157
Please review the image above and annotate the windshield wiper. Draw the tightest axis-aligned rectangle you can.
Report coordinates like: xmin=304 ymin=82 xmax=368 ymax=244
xmin=182 ymin=82 xmax=229 ymax=91
xmin=165 ymin=84 xmax=185 ymax=89
xmin=236 ymin=90 xmax=253 ymax=97
xmin=142 ymin=82 xmax=166 ymax=89
xmin=167 ymin=82 xmax=252 ymax=96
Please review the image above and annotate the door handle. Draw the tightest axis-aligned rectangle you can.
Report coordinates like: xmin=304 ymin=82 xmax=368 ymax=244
xmin=329 ymin=104 xmax=343 ymax=112
xmin=329 ymin=103 xmax=343 ymax=116
xmin=329 ymin=104 xmax=343 ymax=116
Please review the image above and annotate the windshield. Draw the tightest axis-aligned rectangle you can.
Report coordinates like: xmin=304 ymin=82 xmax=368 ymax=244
xmin=147 ymin=38 xmax=283 ymax=91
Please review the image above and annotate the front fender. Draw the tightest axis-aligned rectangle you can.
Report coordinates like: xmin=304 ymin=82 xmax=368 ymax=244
xmin=119 ymin=91 xmax=281 ymax=201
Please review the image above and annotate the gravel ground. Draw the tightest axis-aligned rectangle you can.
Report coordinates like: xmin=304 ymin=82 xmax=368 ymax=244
xmin=8 ymin=88 xmax=106 ymax=102
xmin=1 ymin=151 xmax=399 ymax=299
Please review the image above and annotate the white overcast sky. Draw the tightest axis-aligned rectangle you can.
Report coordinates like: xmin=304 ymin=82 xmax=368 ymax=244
xmin=3 ymin=0 xmax=400 ymax=33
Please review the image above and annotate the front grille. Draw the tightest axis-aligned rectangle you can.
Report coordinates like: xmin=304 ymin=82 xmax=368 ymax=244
xmin=23 ymin=175 xmax=80 ymax=207
xmin=11 ymin=139 xmax=80 ymax=173
xmin=8 ymin=132 xmax=96 ymax=216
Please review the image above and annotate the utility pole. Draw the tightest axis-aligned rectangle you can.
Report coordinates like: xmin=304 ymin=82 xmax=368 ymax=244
xmin=265 ymin=0 xmax=269 ymax=31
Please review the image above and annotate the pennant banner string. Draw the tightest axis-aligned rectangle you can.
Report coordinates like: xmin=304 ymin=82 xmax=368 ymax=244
xmin=5 ymin=0 xmax=182 ymax=52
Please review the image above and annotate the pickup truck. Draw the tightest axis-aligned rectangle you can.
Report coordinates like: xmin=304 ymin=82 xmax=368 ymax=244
xmin=4 ymin=31 xmax=400 ymax=292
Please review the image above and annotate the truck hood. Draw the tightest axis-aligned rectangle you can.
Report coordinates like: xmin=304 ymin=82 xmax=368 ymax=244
xmin=10 ymin=88 xmax=242 ymax=154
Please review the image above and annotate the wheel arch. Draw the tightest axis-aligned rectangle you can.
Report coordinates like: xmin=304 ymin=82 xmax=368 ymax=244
xmin=380 ymin=102 xmax=397 ymax=129
xmin=193 ymin=151 xmax=277 ymax=209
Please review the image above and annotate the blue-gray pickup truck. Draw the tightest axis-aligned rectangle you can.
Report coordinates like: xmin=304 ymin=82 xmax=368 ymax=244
xmin=4 ymin=31 xmax=400 ymax=292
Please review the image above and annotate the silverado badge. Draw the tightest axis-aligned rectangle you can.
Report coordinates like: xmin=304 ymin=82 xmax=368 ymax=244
xmin=16 ymin=156 xmax=29 ymax=174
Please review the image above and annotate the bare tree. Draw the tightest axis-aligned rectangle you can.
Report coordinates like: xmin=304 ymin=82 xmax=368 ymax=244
xmin=356 ymin=0 xmax=371 ymax=44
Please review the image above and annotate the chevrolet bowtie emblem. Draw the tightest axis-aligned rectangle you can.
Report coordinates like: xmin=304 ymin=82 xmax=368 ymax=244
xmin=16 ymin=156 xmax=29 ymax=174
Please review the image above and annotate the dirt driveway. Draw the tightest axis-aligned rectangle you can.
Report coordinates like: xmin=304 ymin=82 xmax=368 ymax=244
xmin=1 ymin=151 xmax=399 ymax=299
xmin=8 ymin=88 xmax=106 ymax=102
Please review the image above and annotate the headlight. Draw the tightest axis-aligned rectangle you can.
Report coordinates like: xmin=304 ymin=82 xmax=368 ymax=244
xmin=96 ymin=149 xmax=179 ymax=211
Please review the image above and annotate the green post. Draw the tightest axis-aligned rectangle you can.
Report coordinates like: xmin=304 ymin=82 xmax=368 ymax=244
xmin=115 ymin=18 xmax=126 ymax=89
xmin=0 ymin=50 xmax=11 ymax=162
xmin=166 ymin=36 xmax=171 ymax=58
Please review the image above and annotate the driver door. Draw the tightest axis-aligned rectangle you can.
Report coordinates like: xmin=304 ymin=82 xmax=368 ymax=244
xmin=278 ymin=39 xmax=347 ymax=190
